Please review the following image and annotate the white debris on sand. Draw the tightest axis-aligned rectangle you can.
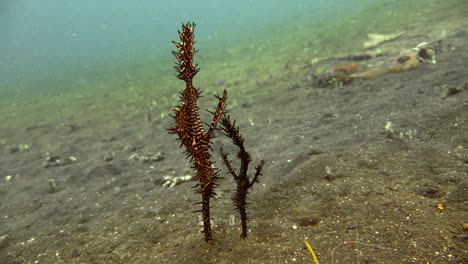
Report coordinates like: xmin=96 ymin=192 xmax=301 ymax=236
xmin=161 ymin=175 xmax=193 ymax=188
xmin=363 ymin=32 xmax=404 ymax=49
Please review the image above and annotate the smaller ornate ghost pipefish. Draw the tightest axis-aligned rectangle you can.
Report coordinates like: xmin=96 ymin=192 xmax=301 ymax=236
xmin=220 ymin=115 xmax=264 ymax=238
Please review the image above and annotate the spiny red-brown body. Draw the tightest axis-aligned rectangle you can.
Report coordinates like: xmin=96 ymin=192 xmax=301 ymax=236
xmin=169 ymin=22 xmax=227 ymax=243
xmin=220 ymin=115 xmax=264 ymax=238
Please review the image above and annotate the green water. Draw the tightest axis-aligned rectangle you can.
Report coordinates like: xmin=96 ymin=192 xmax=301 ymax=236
xmin=0 ymin=0 xmax=465 ymax=135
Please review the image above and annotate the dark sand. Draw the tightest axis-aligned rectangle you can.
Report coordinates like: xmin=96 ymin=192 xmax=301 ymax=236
xmin=0 ymin=1 xmax=467 ymax=263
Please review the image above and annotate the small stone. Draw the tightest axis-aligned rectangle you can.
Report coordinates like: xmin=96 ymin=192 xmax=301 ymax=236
xmin=0 ymin=235 xmax=9 ymax=250
xmin=8 ymin=146 xmax=19 ymax=153
xmin=297 ymin=217 xmax=320 ymax=227
xmin=71 ymin=248 xmax=81 ymax=258
xmin=124 ymin=145 xmax=137 ymax=152
xmin=150 ymin=152 xmax=165 ymax=162
xmin=414 ymin=181 xmax=445 ymax=198
xmin=103 ymin=153 xmax=114 ymax=162
xmin=75 ymin=224 xmax=89 ymax=233
xmin=47 ymin=155 xmax=61 ymax=163
xmin=20 ymin=144 xmax=29 ymax=150
xmin=443 ymin=86 xmax=461 ymax=98
xmin=48 ymin=179 xmax=58 ymax=193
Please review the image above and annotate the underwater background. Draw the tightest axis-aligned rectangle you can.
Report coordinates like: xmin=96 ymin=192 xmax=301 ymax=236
xmin=0 ymin=0 xmax=466 ymax=263
xmin=2 ymin=0 xmax=455 ymax=127
xmin=2 ymin=0 xmax=385 ymax=97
